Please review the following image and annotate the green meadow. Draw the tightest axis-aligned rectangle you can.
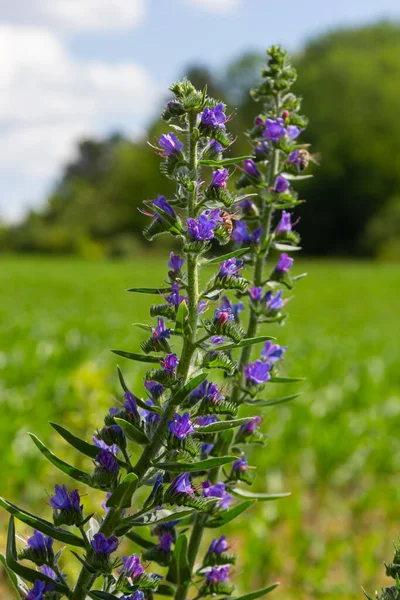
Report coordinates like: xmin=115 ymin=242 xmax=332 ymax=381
xmin=1 ymin=256 xmax=399 ymax=599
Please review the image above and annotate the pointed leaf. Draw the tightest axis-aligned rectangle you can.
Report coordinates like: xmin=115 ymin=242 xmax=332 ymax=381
xmin=170 ymin=372 xmax=208 ymax=407
xmin=175 ymin=300 xmax=189 ymax=336
xmin=283 ymin=173 xmax=313 ymax=180
xmin=117 ymin=368 xmax=162 ymax=414
xmin=128 ymin=287 xmax=171 ymax=294
xmin=156 ymin=584 xmax=176 ymax=596
xmin=0 ymin=552 xmax=28 ymax=596
xmin=195 ymin=417 xmax=252 ymax=434
xmin=244 ymin=394 xmax=300 ymax=407
xmin=114 ymin=418 xmax=150 ymax=446
xmin=153 ymin=456 xmax=237 ymax=472
xmin=269 ymin=376 xmax=305 ymax=383
xmin=122 ymin=507 xmax=194 ymax=528
xmin=6 ymin=517 xmax=68 ymax=594
xmin=106 ymin=473 xmax=138 ymax=509
xmin=133 ymin=323 xmax=153 ymax=332
xmin=0 ymin=497 xmax=85 ymax=547
xmin=199 ymin=155 xmax=253 ymax=167
xmin=273 ymin=243 xmax=302 ymax=252
xmin=88 ymin=592 xmax=121 ymax=600
xmin=361 ymin=587 xmax=374 ymax=600
xmin=209 ymin=336 xmax=275 ymax=352
xmin=111 ymin=350 xmax=160 ymax=364
xmin=227 ymin=583 xmax=279 ymax=600
xmin=230 ymin=488 xmax=291 ymax=501
xmin=206 ymin=500 xmax=255 ymax=528
xmin=29 ymin=433 xmax=93 ymax=486
xmin=204 ymin=247 xmax=251 ymax=266
xmin=173 ymin=534 xmax=191 ymax=586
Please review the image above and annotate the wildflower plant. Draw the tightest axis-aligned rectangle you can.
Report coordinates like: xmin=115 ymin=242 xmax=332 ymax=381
xmin=0 ymin=46 xmax=312 ymax=600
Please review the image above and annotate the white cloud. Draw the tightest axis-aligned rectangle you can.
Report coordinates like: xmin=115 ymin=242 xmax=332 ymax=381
xmin=189 ymin=0 xmax=241 ymax=14
xmin=0 ymin=0 xmax=146 ymax=31
xmin=0 ymin=24 xmax=161 ymax=221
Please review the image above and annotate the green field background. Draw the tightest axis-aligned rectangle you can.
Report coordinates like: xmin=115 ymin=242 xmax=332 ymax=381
xmin=1 ymin=256 xmax=399 ymax=599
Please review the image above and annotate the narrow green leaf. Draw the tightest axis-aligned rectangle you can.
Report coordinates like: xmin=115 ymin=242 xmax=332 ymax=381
xmin=117 ymin=369 xmax=162 ymax=414
xmin=175 ymin=534 xmax=191 ymax=585
xmin=175 ymin=300 xmax=189 ymax=336
xmin=206 ymin=500 xmax=255 ymax=528
xmin=269 ymin=376 xmax=305 ymax=383
xmin=114 ymin=418 xmax=150 ymax=446
xmin=170 ymin=372 xmax=208 ymax=407
xmin=133 ymin=323 xmax=153 ymax=332
xmin=88 ymin=592 xmax=121 ymax=600
xmin=283 ymin=173 xmax=313 ymax=180
xmin=106 ymin=473 xmax=138 ymax=509
xmin=153 ymin=456 xmax=237 ymax=472
xmin=50 ymin=422 xmax=109 ymax=461
xmin=111 ymin=350 xmax=160 ymax=364
xmin=123 ymin=507 xmax=194 ymax=528
xmin=204 ymin=247 xmax=251 ymax=265
xmin=210 ymin=336 xmax=275 ymax=352
xmin=70 ymin=550 xmax=97 ymax=573
xmin=156 ymin=584 xmax=176 ymax=596
xmin=227 ymin=583 xmax=280 ymax=600
xmin=230 ymin=488 xmax=291 ymax=501
xmin=29 ymin=433 xmax=93 ymax=486
xmin=273 ymin=243 xmax=302 ymax=252
xmin=0 ymin=552 xmax=27 ymax=596
xmin=196 ymin=417 xmax=252 ymax=434
xmin=6 ymin=517 xmax=68 ymax=595
xmin=127 ymin=287 xmax=171 ymax=294
xmin=199 ymin=155 xmax=253 ymax=166
xmin=0 ymin=497 xmax=85 ymax=547
xmin=361 ymin=587 xmax=374 ymax=600
xmin=126 ymin=530 xmax=156 ymax=550
xmin=244 ymin=393 xmax=300 ymax=407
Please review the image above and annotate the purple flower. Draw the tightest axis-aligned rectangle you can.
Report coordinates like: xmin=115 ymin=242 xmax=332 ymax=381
xmin=286 ymin=125 xmax=301 ymax=139
xmin=153 ymin=317 xmax=171 ymax=341
xmin=95 ymin=449 xmax=119 ymax=475
xmin=208 ymin=535 xmax=229 ymax=555
xmin=91 ymin=533 xmax=119 ymax=555
xmin=202 ymin=481 xmax=232 ymax=510
xmin=187 ymin=211 xmax=218 ymax=241
xmin=190 ymin=379 xmax=208 ymax=401
xmin=211 ymin=168 xmax=229 ymax=188
xmin=274 ymin=175 xmax=290 ymax=194
xmin=232 ymin=456 xmax=248 ymax=472
xmin=276 ymin=253 xmax=294 ymax=273
xmin=122 ymin=593 xmax=145 ymax=600
xmin=198 ymin=300 xmax=208 ymax=314
xmin=288 ymin=149 xmax=301 ymax=166
xmin=211 ymin=335 xmax=225 ymax=344
xmin=239 ymin=416 xmax=261 ymax=437
xmin=168 ymin=252 xmax=184 ymax=272
xmin=243 ymin=159 xmax=261 ymax=179
xmin=152 ymin=195 xmax=176 ymax=218
xmin=232 ymin=220 xmax=250 ymax=244
xmin=27 ymin=580 xmax=53 ymax=600
xmin=221 ymin=296 xmax=244 ymax=321
xmin=239 ymin=197 xmax=258 ymax=216
xmin=196 ymin=414 xmax=218 ymax=427
xmin=218 ymin=257 xmax=243 ymax=278
xmin=276 ymin=210 xmax=292 ymax=233
xmin=261 ymin=340 xmax=287 ymax=363
xmin=121 ymin=390 xmax=140 ymax=419
xmin=250 ymin=286 xmax=263 ymax=301
xmin=27 ymin=531 xmax=53 ymax=554
xmin=254 ymin=140 xmax=270 ymax=160
xmin=264 ymin=290 xmax=285 ymax=313
xmin=158 ymin=532 xmax=174 ymax=552
xmin=159 ymin=133 xmax=183 ymax=157
xmin=201 ymin=442 xmax=214 ymax=458
xmin=40 ymin=566 xmax=57 ymax=580
xmin=264 ymin=118 xmax=286 ymax=142
xmin=50 ymin=484 xmax=80 ymax=512
xmin=168 ymin=412 xmax=195 ymax=439
xmin=200 ymin=104 xmax=227 ymax=131
xmin=214 ymin=306 xmax=234 ymax=325
xmin=93 ymin=435 xmax=119 ymax=457
xmin=145 ymin=380 xmax=165 ymax=401
xmin=141 ymin=399 xmax=161 ymax=425
xmin=160 ymin=353 xmax=179 ymax=373
xmin=121 ymin=553 xmax=145 ymax=579
xmin=102 ymin=493 xmax=111 ymax=512
xmin=205 ymin=565 xmax=231 ymax=584
xmin=207 ymin=139 xmax=223 ymax=155
xmin=244 ymin=360 xmax=271 ymax=385
xmin=166 ymin=282 xmax=187 ymax=308
xmin=171 ymin=473 xmax=193 ymax=495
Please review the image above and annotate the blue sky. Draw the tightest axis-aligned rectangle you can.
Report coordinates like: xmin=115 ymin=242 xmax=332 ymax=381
xmin=1 ymin=0 xmax=400 ymax=222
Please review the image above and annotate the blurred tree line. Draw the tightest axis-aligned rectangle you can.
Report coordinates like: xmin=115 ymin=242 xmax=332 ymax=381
xmin=2 ymin=22 xmax=400 ymax=258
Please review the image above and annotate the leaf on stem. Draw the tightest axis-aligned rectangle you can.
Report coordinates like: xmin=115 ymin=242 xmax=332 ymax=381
xmin=114 ymin=418 xmax=150 ymax=446
xmin=206 ymin=500 xmax=255 ymax=528
xmin=244 ymin=393 xmax=300 ymax=407
xmin=230 ymin=489 xmax=291 ymax=501
xmin=111 ymin=350 xmax=161 ymax=364
xmin=226 ymin=583 xmax=280 ymax=600
xmin=105 ymin=473 xmax=139 ymax=509
xmin=152 ymin=456 xmax=237 ymax=472
xmin=195 ymin=417 xmax=252 ymax=434
xmin=204 ymin=247 xmax=251 ymax=265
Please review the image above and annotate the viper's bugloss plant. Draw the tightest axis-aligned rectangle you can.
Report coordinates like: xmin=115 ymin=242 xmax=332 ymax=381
xmin=363 ymin=539 xmax=400 ymax=600
xmin=0 ymin=46 xmax=313 ymax=600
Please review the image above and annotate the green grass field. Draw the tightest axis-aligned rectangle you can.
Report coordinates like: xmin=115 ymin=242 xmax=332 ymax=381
xmin=1 ymin=255 xmax=399 ymax=599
